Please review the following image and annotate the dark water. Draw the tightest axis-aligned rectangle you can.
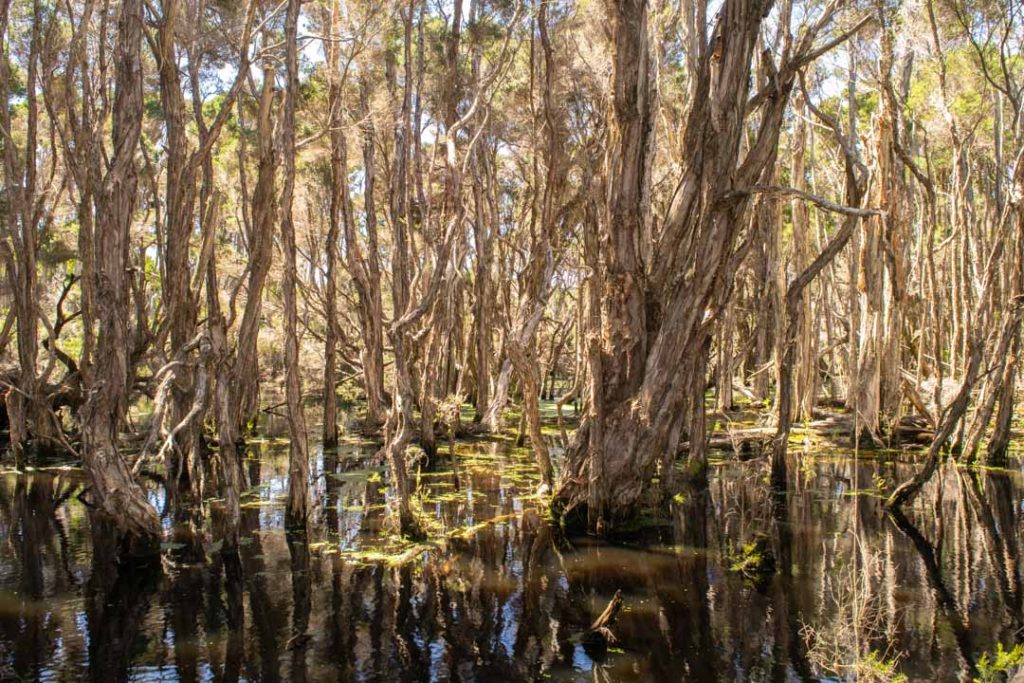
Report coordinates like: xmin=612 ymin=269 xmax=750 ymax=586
xmin=1 ymin=421 xmax=1023 ymax=682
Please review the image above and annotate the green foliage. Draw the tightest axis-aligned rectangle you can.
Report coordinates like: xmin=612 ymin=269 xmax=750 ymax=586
xmin=728 ymin=533 xmax=776 ymax=586
xmin=975 ymin=643 xmax=1024 ymax=683
xmin=144 ymin=95 xmax=164 ymax=120
xmin=860 ymin=650 xmax=907 ymax=683
xmin=202 ymin=93 xmax=232 ymax=125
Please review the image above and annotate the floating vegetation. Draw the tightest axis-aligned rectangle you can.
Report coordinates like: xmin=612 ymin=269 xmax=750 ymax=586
xmin=728 ymin=534 xmax=776 ymax=588
xmin=975 ymin=643 xmax=1024 ymax=683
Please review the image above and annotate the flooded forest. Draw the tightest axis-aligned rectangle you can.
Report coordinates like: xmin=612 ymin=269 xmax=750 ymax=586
xmin=2 ymin=0 xmax=1024 ymax=679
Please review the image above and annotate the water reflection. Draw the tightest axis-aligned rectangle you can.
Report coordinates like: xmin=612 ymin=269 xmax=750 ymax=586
xmin=2 ymin=440 xmax=1024 ymax=681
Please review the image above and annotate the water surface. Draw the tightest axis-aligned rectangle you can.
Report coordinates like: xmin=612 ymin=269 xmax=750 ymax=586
xmin=1 ymin=421 xmax=1022 ymax=681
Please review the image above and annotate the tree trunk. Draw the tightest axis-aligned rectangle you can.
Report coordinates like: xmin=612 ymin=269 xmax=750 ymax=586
xmin=987 ymin=333 xmax=1019 ymax=465
xmin=354 ymin=77 xmax=387 ymax=431
xmin=281 ymin=0 xmax=309 ymax=529
xmin=204 ymin=195 xmax=241 ymax=550
xmin=1 ymin=0 xmax=59 ymax=464
xmin=379 ymin=3 xmax=422 ymax=539
xmin=555 ymin=0 xmax=779 ymax=532
xmin=554 ymin=0 xmax=655 ymax=530
xmin=323 ymin=0 xmax=345 ymax=448
xmin=234 ymin=64 xmax=277 ymax=432
xmin=78 ymin=0 xmax=162 ymax=557
xmin=156 ymin=0 xmax=202 ymax=483
xmin=789 ymin=96 xmax=817 ymax=421
xmin=470 ymin=149 xmax=494 ymax=422
xmin=983 ymin=204 xmax=1024 ymax=464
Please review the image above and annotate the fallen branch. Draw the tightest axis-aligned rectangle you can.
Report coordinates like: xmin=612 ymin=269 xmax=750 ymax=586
xmin=582 ymin=589 xmax=624 ymax=651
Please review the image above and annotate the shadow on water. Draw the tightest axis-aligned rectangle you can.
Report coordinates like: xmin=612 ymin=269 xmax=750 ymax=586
xmin=2 ymin=425 xmax=1024 ymax=681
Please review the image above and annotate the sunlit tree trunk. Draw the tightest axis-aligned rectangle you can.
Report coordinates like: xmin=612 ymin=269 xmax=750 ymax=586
xmin=234 ymin=65 xmax=277 ymax=432
xmin=789 ymin=95 xmax=817 ymax=421
xmin=354 ymin=77 xmax=387 ymax=431
xmin=322 ymin=0 xmax=345 ymax=448
xmin=281 ymin=0 xmax=309 ymax=529
xmin=204 ymin=191 xmax=242 ymax=550
xmin=555 ymin=0 xmax=847 ymax=532
xmin=379 ymin=3 xmax=422 ymax=538
xmin=155 ymin=0 xmax=204 ymax=483
xmin=470 ymin=148 xmax=495 ymax=422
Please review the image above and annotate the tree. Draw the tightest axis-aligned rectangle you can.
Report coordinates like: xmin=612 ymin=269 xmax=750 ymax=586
xmin=281 ymin=0 xmax=310 ymax=529
xmin=76 ymin=0 xmax=163 ymax=556
xmin=555 ymin=0 xmax=863 ymax=532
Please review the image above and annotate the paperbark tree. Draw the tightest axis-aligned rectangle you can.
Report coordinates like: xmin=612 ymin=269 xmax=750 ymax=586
xmin=352 ymin=76 xmax=388 ymax=431
xmin=234 ymin=63 xmax=277 ymax=433
xmin=1 ymin=0 xmax=64 ymax=464
xmin=554 ymin=0 xmax=859 ymax=532
xmin=154 ymin=0 xmax=202 ymax=482
xmin=772 ymin=75 xmax=872 ymax=483
xmin=77 ymin=0 xmax=163 ymax=556
xmin=504 ymin=0 xmax=571 ymax=486
xmin=323 ymin=0 xmax=345 ymax=447
xmin=379 ymin=0 xmax=520 ymax=535
xmin=281 ymin=0 xmax=310 ymax=529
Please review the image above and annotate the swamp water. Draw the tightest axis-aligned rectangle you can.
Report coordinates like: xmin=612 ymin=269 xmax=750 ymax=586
xmin=1 ymin=416 xmax=1023 ymax=682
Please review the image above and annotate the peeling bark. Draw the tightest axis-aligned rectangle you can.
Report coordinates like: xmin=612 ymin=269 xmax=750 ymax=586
xmin=78 ymin=0 xmax=162 ymax=556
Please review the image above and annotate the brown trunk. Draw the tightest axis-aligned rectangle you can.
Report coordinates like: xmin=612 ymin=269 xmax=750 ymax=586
xmin=234 ymin=65 xmax=277 ymax=432
xmin=789 ymin=95 xmax=816 ymax=421
xmin=379 ymin=3 xmax=422 ymax=538
xmin=204 ymin=194 xmax=241 ymax=549
xmin=354 ymin=77 xmax=387 ymax=430
xmin=323 ymin=0 xmax=344 ymax=448
xmin=555 ymin=0 xmax=655 ymax=528
xmin=470 ymin=149 xmax=494 ymax=422
xmin=467 ymin=8 xmax=495 ymax=423
xmin=715 ymin=306 xmax=735 ymax=412
xmin=750 ymin=198 xmax=778 ymax=401
xmin=981 ymin=206 xmax=1024 ymax=464
xmin=418 ymin=324 xmax=442 ymax=462
xmin=482 ymin=359 xmax=514 ymax=431
xmin=156 ymin=0 xmax=201 ymax=481
xmin=281 ymin=0 xmax=309 ymax=529
xmin=987 ymin=333 xmax=1019 ymax=465
xmin=555 ymin=0 xmax=775 ymax=531
xmin=78 ymin=0 xmax=162 ymax=556
xmin=1 ymin=0 xmax=59 ymax=463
